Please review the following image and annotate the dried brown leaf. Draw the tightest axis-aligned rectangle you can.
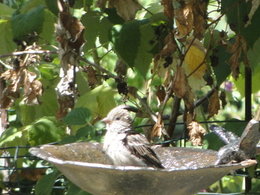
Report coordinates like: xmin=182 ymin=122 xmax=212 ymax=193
xmin=175 ymin=3 xmax=193 ymax=38
xmin=0 ymin=68 xmax=42 ymax=108
xmin=229 ymin=35 xmax=248 ymax=79
xmin=85 ymin=66 xmax=99 ymax=89
xmin=172 ymin=66 xmax=194 ymax=110
xmin=219 ymin=90 xmax=227 ymax=109
xmin=208 ymin=89 xmax=220 ymax=118
xmin=172 ymin=66 xmax=187 ymax=98
xmin=99 ymin=0 xmax=141 ymax=20
xmin=192 ymin=0 xmax=207 ymax=39
xmin=115 ymin=59 xmax=127 ymax=76
xmin=161 ymin=0 xmax=174 ymax=19
xmin=10 ymin=168 xmax=46 ymax=182
xmin=156 ymin=85 xmax=166 ymax=103
xmin=187 ymin=121 xmax=206 ymax=146
xmin=151 ymin=114 xmax=163 ymax=139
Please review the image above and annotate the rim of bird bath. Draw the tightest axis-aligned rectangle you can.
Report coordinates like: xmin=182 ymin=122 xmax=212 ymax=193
xmin=30 ymin=142 xmax=257 ymax=195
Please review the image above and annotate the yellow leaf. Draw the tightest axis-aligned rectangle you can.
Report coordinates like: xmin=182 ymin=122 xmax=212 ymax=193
xmin=183 ymin=39 xmax=207 ymax=91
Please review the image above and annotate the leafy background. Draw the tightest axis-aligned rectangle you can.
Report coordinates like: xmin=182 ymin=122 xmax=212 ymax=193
xmin=0 ymin=0 xmax=259 ymax=194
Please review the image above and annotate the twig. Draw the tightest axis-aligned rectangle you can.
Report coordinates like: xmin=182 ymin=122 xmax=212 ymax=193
xmin=193 ymin=87 xmax=217 ymax=108
xmin=0 ymin=50 xmax=57 ymax=58
xmin=165 ymin=96 xmax=181 ymax=143
xmin=79 ymin=56 xmax=118 ymax=79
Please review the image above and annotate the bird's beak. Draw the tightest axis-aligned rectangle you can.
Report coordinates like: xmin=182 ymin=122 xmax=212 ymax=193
xmin=101 ymin=117 xmax=111 ymax=124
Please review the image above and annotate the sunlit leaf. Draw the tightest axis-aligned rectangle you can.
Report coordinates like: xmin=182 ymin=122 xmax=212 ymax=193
xmin=0 ymin=19 xmax=16 ymax=54
xmin=0 ymin=3 xmax=15 ymax=17
xmin=39 ymin=9 xmax=56 ymax=42
xmin=0 ymin=127 xmax=27 ymax=147
xmin=63 ymin=107 xmax=92 ymax=125
xmin=75 ymin=85 xmax=116 ymax=118
xmin=81 ymin=10 xmax=100 ymax=50
xmin=27 ymin=117 xmax=65 ymax=145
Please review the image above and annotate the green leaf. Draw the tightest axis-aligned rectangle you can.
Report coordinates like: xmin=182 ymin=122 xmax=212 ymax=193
xmin=18 ymin=85 xmax=58 ymax=126
xmin=0 ymin=127 xmax=27 ymax=147
xmin=114 ymin=19 xmax=154 ymax=77
xmin=20 ymin=0 xmax=46 ymax=13
xmin=27 ymin=117 xmax=65 ymax=145
xmin=104 ymin=8 xmax=124 ymax=24
xmin=63 ymin=107 xmax=92 ymax=125
xmin=35 ymin=170 xmax=61 ymax=195
xmin=39 ymin=9 xmax=56 ymax=43
xmin=45 ymin=0 xmax=59 ymax=15
xmin=222 ymin=0 xmax=260 ymax=47
xmin=99 ymin=17 xmax=113 ymax=46
xmin=0 ymin=19 xmax=16 ymax=54
xmin=67 ymin=182 xmax=92 ymax=195
xmin=211 ymin=45 xmax=231 ymax=86
xmin=76 ymin=125 xmax=95 ymax=138
xmin=0 ymin=3 xmax=15 ymax=17
xmin=81 ymin=10 xmax=100 ymax=50
xmin=75 ymin=85 xmax=116 ymax=118
xmin=12 ymin=6 xmax=45 ymax=40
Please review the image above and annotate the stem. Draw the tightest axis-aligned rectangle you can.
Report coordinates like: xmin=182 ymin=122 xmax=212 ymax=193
xmin=0 ymin=50 xmax=56 ymax=58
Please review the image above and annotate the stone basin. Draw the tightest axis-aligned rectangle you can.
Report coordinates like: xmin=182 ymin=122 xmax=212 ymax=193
xmin=29 ymin=142 xmax=257 ymax=195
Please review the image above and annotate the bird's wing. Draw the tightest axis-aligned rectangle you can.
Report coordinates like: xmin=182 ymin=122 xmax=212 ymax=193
xmin=124 ymin=131 xmax=164 ymax=168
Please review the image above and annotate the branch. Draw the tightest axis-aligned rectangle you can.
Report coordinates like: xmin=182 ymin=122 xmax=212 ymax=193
xmin=166 ymin=96 xmax=181 ymax=140
xmin=79 ymin=56 xmax=118 ymax=80
xmin=193 ymin=87 xmax=217 ymax=108
xmin=0 ymin=50 xmax=57 ymax=58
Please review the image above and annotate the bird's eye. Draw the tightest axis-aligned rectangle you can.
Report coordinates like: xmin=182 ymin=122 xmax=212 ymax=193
xmin=115 ymin=117 xmax=120 ymax=120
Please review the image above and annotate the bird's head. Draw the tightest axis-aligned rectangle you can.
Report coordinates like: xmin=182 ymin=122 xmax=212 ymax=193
xmin=102 ymin=105 xmax=138 ymax=131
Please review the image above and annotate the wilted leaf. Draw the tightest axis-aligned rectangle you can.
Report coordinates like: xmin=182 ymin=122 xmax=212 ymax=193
xmin=172 ymin=66 xmax=194 ymax=110
xmin=156 ymin=85 xmax=166 ymax=103
xmin=10 ymin=168 xmax=46 ymax=182
xmin=172 ymin=66 xmax=187 ymax=98
xmin=114 ymin=59 xmax=128 ymax=76
xmin=192 ymin=0 xmax=207 ymax=39
xmin=208 ymin=89 xmax=220 ymax=118
xmin=219 ymin=90 xmax=227 ymax=109
xmin=1 ymin=68 xmax=43 ymax=108
xmin=84 ymin=66 xmax=100 ymax=89
xmin=175 ymin=3 xmax=193 ymax=38
xmin=99 ymin=0 xmax=141 ymax=21
xmin=161 ymin=0 xmax=173 ymax=19
xmin=229 ymin=35 xmax=248 ymax=79
xmin=187 ymin=120 xmax=206 ymax=146
xmin=150 ymin=114 xmax=164 ymax=140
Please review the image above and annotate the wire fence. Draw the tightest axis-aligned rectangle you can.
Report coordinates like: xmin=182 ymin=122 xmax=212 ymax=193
xmin=0 ymin=120 xmax=259 ymax=194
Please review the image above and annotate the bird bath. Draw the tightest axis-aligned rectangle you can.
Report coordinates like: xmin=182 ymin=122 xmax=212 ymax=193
xmin=29 ymin=142 xmax=257 ymax=195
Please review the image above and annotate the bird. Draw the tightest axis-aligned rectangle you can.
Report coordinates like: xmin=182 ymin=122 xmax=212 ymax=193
xmin=102 ymin=105 xmax=164 ymax=168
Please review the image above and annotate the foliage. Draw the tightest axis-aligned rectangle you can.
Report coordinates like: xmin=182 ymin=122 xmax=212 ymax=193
xmin=0 ymin=0 xmax=259 ymax=194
